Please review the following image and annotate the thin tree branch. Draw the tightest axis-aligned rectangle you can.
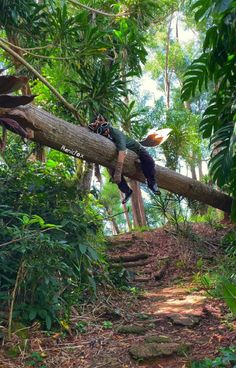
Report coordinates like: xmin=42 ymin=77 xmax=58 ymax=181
xmin=0 ymin=38 xmax=77 ymax=60
xmin=0 ymin=228 xmax=54 ymax=249
xmin=102 ymin=209 xmax=129 ymax=221
xmin=3 ymin=41 xmax=55 ymax=51
xmin=69 ymin=0 xmax=129 ymax=17
xmin=0 ymin=39 xmax=85 ymax=125
xmin=8 ymin=261 xmax=24 ymax=338
xmin=18 ymin=44 xmax=55 ymax=51
xmin=23 ymin=52 xmax=77 ymax=61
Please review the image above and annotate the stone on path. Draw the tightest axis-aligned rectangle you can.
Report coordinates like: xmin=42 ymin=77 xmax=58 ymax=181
xmin=145 ymin=335 xmax=171 ymax=343
xmin=168 ymin=313 xmax=200 ymax=327
xmin=117 ymin=325 xmax=148 ymax=335
xmin=89 ymin=356 xmax=122 ymax=368
xmin=129 ymin=342 xmax=190 ymax=361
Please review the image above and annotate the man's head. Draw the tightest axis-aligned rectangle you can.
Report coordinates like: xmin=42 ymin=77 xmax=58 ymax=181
xmin=88 ymin=114 xmax=109 ymax=136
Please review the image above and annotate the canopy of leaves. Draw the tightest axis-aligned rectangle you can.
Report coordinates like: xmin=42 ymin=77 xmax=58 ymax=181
xmin=0 ymin=0 xmax=175 ymax=122
xmin=181 ymin=0 xmax=236 ymax=219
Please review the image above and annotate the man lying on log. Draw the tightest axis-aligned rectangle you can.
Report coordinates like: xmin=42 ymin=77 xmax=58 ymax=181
xmin=88 ymin=114 xmax=172 ymax=204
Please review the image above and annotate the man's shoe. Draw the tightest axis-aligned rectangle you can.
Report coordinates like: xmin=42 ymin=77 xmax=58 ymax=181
xmin=122 ymin=189 xmax=133 ymax=204
xmin=148 ymin=183 xmax=161 ymax=195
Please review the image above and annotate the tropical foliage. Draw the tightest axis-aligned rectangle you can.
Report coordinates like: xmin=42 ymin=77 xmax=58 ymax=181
xmin=0 ymin=145 xmax=105 ymax=329
xmin=0 ymin=0 xmax=235 ymax=338
xmin=191 ymin=346 xmax=236 ymax=367
xmin=181 ymin=0 xmax=236 ymax=218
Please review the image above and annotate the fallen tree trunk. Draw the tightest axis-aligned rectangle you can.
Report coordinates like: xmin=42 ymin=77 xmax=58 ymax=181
xmin=3 ymin=104 xmax=232 ymax=213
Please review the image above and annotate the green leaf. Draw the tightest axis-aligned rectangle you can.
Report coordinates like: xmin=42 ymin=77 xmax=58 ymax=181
xmin=203 ymin=26 xmax=218 ymax=51
xmin=88 ymin=276 xmax=96 ymax=293
xmin=46 ymin=159 xmax=58 ymax=168
xmin=46 ymin=314 xmax=52 ymax=330
xmin=231 ymin=198 xmax=236 ymax=222
xmin=79 ymin=244 xmax=87 ymax=254
xmin=38 ymin=309 xmax=47 ymax=319
xmin=221 ymin=281 xmax=236 ymax=315
xmin=191 ymin=0 xmax=205 ymax=11
xmin=28 ymin=215 xmax=45 ymax=227
xmin=29 ymin=308 xmax=37 ymax=321
xmin=181 ymin=54 xmax=208 ymax=101
xmin=215 ymin=0 xmax=234 ymax=13
xmin=87 ymin=246 xmax=99 ymax=261
xmin=194 ymin=3 xmax=211 ymax=21
xmin=22 ymin=215 xmax=30 ymax=225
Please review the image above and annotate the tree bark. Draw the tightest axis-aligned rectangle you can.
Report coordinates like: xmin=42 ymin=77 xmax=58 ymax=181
xmin=35 ymin=143 xmax=46 ymax=162
xmin=198 ymin=160 xmax=204 ymax=181
xmin=130 ymin=180 xmax=147 ymax=227
xmin=81 ymin=162 xmax=93 ymax=193
xmin=165 ymin=14 xmax=173 ymax=110
xmin=130 ymin=180 xmax=142 ymax=227
xmin=176 ymin=15 xmax=179 ymax=42
xmin=106 ymin=207 xmax=120 ymax=235
xmin=120 ymin=192 xmax=132 ymax=231
xmin=120 ymin=46 xmax=146 ymax=226
xmin=136 ymin=181 xmax=147 ymax=227
xmin=190 ymin=163 xmax=197 ymax=180
xmin=3 ymin=104 xmax=233 ymax=213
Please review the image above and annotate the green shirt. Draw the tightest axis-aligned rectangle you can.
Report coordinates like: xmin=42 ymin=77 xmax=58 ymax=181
xmin=108 ymin=126 xmax=141 ymax=154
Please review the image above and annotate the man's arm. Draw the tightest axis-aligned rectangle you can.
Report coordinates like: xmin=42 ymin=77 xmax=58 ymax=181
xmin=108 ymin=127 xmax=127 ymax=184
xmin=113 ymin=150 xmax=126 ymax=184
xmin=117 ymin=150 xmax=126 ymax=164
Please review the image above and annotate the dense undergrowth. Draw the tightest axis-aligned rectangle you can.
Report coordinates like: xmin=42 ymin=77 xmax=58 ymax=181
xmin=0 ymin=141 xmax=106 ymax=330
xmin=191 ymin=346 xmax=236 ymax=367
xmin=192 ymin=228 xmax=236 ymax=318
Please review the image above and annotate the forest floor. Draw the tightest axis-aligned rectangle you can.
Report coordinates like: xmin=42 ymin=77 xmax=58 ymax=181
xmin=1 ymin=223 xmax=236 ymax=368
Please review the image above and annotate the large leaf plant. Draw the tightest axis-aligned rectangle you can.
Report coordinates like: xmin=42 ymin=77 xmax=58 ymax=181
xmin=181 ymin=0 xmax=236 ymax=219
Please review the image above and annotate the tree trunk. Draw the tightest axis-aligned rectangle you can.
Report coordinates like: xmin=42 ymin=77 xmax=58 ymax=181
xmin=120 ymin=46 xmax=146 ymax=226
xmin=176 ymin=14 xmax=179 ymax=41
xmin=81 ymin=162 xmax=93 ymax=193
xmin=130 ymin=180 xmax=147 ymax=227
xmin=130 ymin=180 xmax=143 ymax=227
xmin=183 ymin=92 xmax=199 ymax=182
xmin=136 ymin=181 xmax=147 ymax=227
xmin=129 ymin=181 xmax=146 ymax=228
xmin=190 ymin=163 xmax=197 ymax=180
xmin=120 ymin=192 xmax=132 ymax=231
xmin=106 ymin=207 xmax=120 ymax=235
xmin=165 ymin=14 xmax=173 ymax=110
xmin=198 ymin=160 xmax=204 ymax=180
xmin=35 ymin=143 xmax=46 ymax=162
xmin=75 ymin=160 xmax=93 ymax=193
xmin=3 ymin=104 xmax=232 ymax=213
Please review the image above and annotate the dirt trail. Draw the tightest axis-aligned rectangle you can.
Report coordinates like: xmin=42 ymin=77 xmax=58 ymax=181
xmin=87 ymin=226 xmax=236 ymax=368
xmin=1 ymin=225 xmax=236 ymax=368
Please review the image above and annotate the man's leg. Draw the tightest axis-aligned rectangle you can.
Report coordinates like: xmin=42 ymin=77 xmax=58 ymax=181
xmin=118 ymin=176 xmax=133 ymax=204
xmin=139 ymin=147 xmax=161 ymax=194
xmin=108 ymin=169 xmax=133 ymax=204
